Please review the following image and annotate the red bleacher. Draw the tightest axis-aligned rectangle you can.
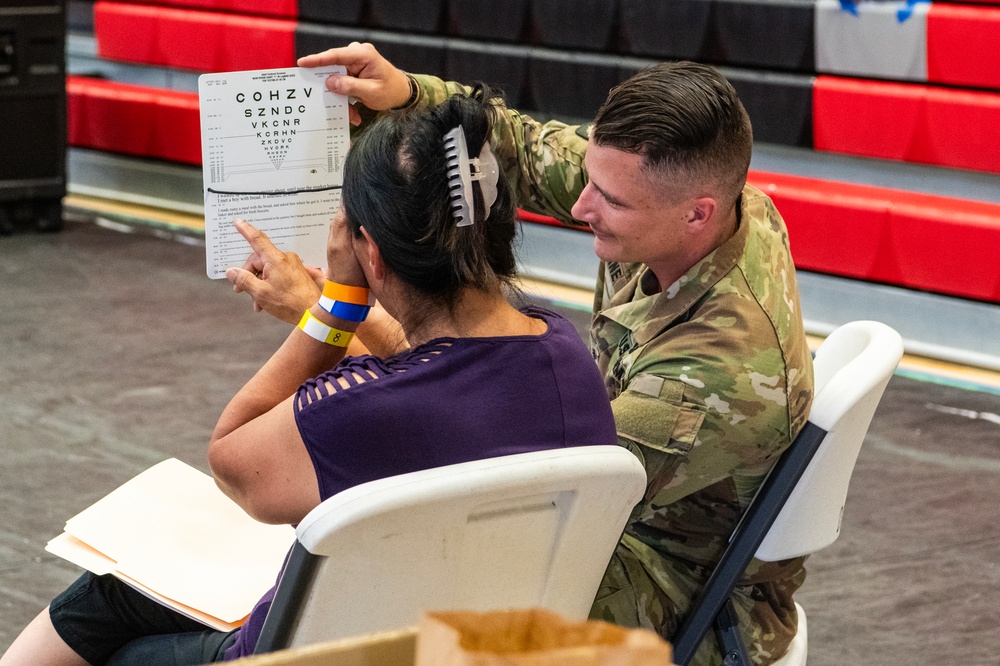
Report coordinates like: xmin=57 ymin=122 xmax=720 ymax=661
xmin=94 ymin=1 xmax=295 ymax=72
xmin=521 ymin=173 xmax=1000 ymax=304
xmin=813 ymin=75 xmax=1000 ymax=174
xmin=752 ymin=171 xmax=1000 ymax=303
xmin=528 ymin=171 xmax=1000 ymax=303
xmin=928 ymin=3 xmax=1000 ymax=90
xmin=116 ymin=0 xmax=298 ymax=16
xmin=66 ymin=76 xmax=201 ymax=165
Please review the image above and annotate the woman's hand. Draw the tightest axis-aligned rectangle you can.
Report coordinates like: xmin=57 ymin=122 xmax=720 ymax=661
xmin=297 ymin=42 xmax=411 ymax=125
xmin=325 ymin=208 xmax=368 ymax=289
xmin=225 ymin=219 xmax=323 ymax=324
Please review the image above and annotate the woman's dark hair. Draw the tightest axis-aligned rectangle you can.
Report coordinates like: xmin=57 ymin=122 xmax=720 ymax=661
xmin=342 ymin=84 xmax=518 ymax=305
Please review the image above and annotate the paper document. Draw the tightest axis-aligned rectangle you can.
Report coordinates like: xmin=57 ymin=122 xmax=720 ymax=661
xmin=46 ymin=458 xmax=296 ymax=631
xmin=198 ymin=66 xmax=350 ymax=279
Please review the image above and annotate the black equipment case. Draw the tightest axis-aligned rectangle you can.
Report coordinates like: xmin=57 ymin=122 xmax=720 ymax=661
xmin=0 ymin=1 xmax=66 ymax=233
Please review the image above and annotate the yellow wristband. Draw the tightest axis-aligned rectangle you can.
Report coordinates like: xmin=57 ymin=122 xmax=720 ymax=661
xmin=321 ymin=280 xmax=374 ymax=307
xmin=297 ymin=310 xmax=355 ymax=348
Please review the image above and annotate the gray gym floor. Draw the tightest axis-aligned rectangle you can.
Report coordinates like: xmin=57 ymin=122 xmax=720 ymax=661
xmin=2 ymin=219 xmax=999 ymax=664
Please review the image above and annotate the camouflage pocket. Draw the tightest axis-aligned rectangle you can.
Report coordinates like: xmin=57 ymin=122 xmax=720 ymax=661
xmin=612 ymin=375 xmax=706 ymax=457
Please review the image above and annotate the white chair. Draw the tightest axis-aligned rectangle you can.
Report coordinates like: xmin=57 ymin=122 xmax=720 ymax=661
xmin=671 ymin=320 xmax=904 ymax=666
xmin=254 ymin=445 xmax=648 ymax=653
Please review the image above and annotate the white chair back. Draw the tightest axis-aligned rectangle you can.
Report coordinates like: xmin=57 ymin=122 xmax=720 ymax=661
xmin=272 ymin=445 xmax=647 ymax=649
xmin=756 ymin=320 xmax=903 ymax=561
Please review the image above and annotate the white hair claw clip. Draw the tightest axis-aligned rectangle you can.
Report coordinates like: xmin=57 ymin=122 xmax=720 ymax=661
xmin=444 ymin=125 xmax=501 ymax=227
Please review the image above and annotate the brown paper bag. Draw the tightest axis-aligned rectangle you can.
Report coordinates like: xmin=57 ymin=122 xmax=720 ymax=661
xmin=415 ymin=609 xmax=674 ymax=666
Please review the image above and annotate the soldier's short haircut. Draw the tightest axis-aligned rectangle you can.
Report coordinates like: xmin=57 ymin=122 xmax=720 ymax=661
xmin=592 ymin=61 xmax=752 ymax=210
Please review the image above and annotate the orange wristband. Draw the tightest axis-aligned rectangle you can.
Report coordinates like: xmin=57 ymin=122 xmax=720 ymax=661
xmin=321 ymin=280 xmax=374 ymax=307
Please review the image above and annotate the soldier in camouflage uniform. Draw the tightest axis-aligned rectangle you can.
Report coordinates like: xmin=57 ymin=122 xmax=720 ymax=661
xmin=247 ymin=44 xmax=815 ymax=666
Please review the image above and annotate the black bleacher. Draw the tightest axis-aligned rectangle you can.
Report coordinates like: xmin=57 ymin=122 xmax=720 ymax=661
xmin=446 ymin=0 xmax=529 ymax=42
xmin=724 ymin=68 xmax=814 ymax=147
xmin=528 ymin=0 xmax=620 ymax=51
xmin=290 ymin=0 xmax=818 ymax=142
xmin=298 ymin=0 xmax=365 ymax=25
xmin=445 ymin=41 xmax=530 ymax=108
xmin=367 ymin=0 xmax=445 ymax=33
xmin=620 ymin=0 xmax=815 ymax=71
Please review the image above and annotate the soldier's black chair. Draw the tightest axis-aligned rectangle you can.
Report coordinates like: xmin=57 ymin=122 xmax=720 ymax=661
xmin=672 ymin=320 xmax=903 ymax=666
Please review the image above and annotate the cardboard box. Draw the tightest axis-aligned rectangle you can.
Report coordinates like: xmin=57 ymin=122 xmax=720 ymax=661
xmin=231 ymin=628 xmax=417 ymax=666
xmin=230 ymin=612 xmax=674 ymax=666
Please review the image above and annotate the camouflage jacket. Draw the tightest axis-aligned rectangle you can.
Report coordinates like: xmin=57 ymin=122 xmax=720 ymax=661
xmin=586 ymin=188 xmax=814 ymax=664
xmin=391 ymin=74 xmax=815 ymax=664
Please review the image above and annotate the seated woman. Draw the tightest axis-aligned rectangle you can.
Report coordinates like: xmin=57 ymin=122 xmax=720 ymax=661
xmin=1 ymin=86 xmax=617 ymax=666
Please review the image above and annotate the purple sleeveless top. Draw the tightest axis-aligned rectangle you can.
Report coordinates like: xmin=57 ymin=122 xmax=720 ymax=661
xmin=224 ymin=306 xmax=616 ymax=660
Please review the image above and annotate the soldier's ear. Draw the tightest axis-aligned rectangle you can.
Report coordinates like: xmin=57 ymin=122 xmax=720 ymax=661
xmin=686 ymin=197 xmax=717 ymax=232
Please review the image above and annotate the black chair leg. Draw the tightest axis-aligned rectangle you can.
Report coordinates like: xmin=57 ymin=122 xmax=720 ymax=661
xmin=714 ymin=599 xmax=752 ymax=666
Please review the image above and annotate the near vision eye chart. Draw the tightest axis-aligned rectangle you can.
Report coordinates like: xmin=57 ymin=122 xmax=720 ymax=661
xmin=198 ymin=66 xmax=349 ymax=279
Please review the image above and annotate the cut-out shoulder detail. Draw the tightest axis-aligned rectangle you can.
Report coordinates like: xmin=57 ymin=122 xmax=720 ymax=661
xmin=297 ymin=356 xmax=392 ymax=408
xmin=295 ymin=342 xmax=456 ymax=410
xmin=294 ymin=315 xmax=559 ymax=412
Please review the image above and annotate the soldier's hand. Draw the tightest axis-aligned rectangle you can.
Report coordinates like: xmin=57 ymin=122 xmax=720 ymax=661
xmin=297 ymin=42 xmax=411 ymax=125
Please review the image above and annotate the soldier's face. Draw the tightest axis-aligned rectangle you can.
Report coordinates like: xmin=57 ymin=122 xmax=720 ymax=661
xmin=572 ymin=140 xmax=693 ymax=271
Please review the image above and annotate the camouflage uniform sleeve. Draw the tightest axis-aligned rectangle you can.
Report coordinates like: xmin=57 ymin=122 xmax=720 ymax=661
xmin=612 ymin=362 xmax=785 ymax=511
xmin=611 ymin=375 xmax=712 ymax=508
xmin=403 ymin=73 xmax=591 ymax=225
xmin=408 ymin=73 xmax=471 ymax=110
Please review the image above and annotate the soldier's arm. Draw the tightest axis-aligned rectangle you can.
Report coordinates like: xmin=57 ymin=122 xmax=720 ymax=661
xmin=299 ymin=43 xmax=590 ymax=225
xmin=405 ymin=74 xmax=590 ymax=225
xmin=611 ymin=374 xmax=718 ymax=509
xmin=611 ymin=360 xmax=790 ymax=511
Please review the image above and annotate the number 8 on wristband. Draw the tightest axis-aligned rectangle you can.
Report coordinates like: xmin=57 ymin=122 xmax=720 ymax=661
xmin=298 ymin=310 xmax=355 ymax=347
